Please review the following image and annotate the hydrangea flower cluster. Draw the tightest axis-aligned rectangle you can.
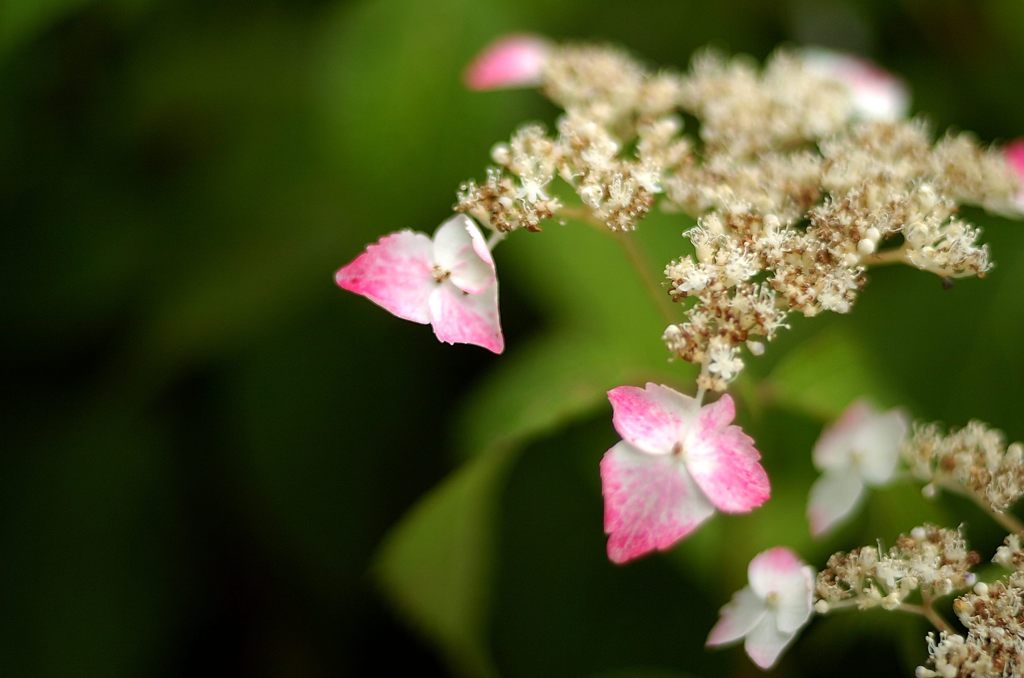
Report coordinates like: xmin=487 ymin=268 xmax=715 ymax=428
xmin=334 ymin=34 xmax=1024 ymax=676
xmin=815 ymin=525 xmax=980 ymax=612
xmin=904 ymin=420 xmax=1024 ymax=514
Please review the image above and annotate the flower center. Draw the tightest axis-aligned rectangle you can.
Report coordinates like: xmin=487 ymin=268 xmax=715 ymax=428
xmin=766 ymin=591 xmax=780 ymax=607
xmin=432 ymin=265 xmax=451 ymax=284
xmin=671 ymin=441 xmax=685 ymax=458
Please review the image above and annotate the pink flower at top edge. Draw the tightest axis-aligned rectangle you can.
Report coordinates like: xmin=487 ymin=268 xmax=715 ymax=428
xmin=706 ymin=547 xmax=815 ymax=670
xmin=801 ymin=47 xmax=909 ymax=122
xmin=1007 ymin=139 xmax=1024 ymax=212
xmin=600 ymin=383 xmax=770 ymax=564
xmin=464 ymin=34 xmax=550 ymax=91
xmin=806 ymin=400 xmax=908 ymax=538
xmin=336 ymin=214 xmax=504 ymax=354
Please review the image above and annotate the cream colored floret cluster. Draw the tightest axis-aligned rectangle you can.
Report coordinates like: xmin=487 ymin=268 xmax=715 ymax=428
xmin=815 ymin=525 xmax=979 ymax=611
xmin=455 ymin=43 xmax=1022 ymax=392
xmin=904 ymin=421 xmax=1024 ymax=514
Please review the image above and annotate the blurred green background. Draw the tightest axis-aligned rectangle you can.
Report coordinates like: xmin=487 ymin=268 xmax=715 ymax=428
xmin=2 ymin=0 xmax=1024 ymax=676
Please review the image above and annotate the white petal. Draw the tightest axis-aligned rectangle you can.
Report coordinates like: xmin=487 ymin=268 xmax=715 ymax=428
xmin=428 ymin=280 xmax=504 ymax=354
xmin=850 ymin=408 xmax=908 ymax=486
xmin=812 ymin=400 xmax=872 ymax=472
xmin=807 ymin=470 xmax=866 ymax=537
xmin=432 ymin=214 xmax=496 ymax=294
xmin=744 ymin=613 xmax=797 ymax=670
xmin=774 ymin=565 xmax=815 ymax=633
xmin=706 ymin=586 xmax=768 ymax=647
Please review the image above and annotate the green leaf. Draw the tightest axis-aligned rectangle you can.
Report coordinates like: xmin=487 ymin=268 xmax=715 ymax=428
xmin=456 ymin=331 xmax=691 ymax=459
xmin=375 ymin=446 xmax=519 ymax=678
xmin=761 ymin=325 xmax=904 ymax=421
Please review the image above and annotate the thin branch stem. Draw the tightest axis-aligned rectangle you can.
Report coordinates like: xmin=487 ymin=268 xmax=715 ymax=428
xmin=934 ymin=480 xmax=1024 ymax=535
xmin=486 ymin=231 xmax=506 ymax=250
xmin=557 ymin=205 xmax=676 ymax=325
xmin=864 ymin=246 xmax=908 ymax=267
xmin=900 ymin=602 xmax=957 ymax=635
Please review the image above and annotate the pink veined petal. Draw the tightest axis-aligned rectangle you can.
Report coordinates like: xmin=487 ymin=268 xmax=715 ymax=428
xmin=600 ymin=441 xmax=715 ymax=564
xmin=684 ymin=395 xmax=770 ymax=513
xmin=852 ymin=408 xmax=908 ymax=486
xmin=807 ymin=470 xmax=866 ymax=538
xmin=428 ymin=280 xmax=504 ymax=354
xmin=744 ymin=612 xmax=798 ymax=670
xmin=335 ymin=230 xmax=435 ymax=324
xmin=812 ymin=400 xmax=874 ymax=472
xmin=706 ymin=586 xmax=768 ymax=647
xmin=775 ymin=565 xmax=815 ymax=634
xmin=607 ymin=383 xmax=699 ymax=456
xmin=432 ymin=214 xmax=496 ymax=295
xmin=463 ymin=34 xmax=550 ymax=91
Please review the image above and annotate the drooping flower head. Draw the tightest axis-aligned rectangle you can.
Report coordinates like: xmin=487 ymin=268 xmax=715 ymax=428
xmin=336 ymin=214 xmax=504 ymax=353
xmin=464 ymin=34 xmax=550 ymax=91
xmin=600 ymin=383 xmax=770 ymax=564
xmin=707 ymin=547 xmax=815 ymax=670
xmin=807 ymin=400 xmax=908 ymax=537
xmin=801 ymin=47 xmax=910 ymax=122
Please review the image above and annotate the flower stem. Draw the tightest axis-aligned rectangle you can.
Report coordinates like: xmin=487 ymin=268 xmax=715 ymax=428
xmin=864 ymin=247 xmax=908 ymax=267
xmin=487 ymin=231 xmax=506 ymax=250
xmin=558 ymin=205 xmax=676 ymax=325
xmin=934 ymin=480 xmax=1024 ymax=535
xmin=900 ymin=602 xmax=957 ymax=635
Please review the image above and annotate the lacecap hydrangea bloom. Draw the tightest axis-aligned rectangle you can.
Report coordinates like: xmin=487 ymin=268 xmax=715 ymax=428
xmin=336 ymin=214 xmax=504 ymax=353
xmin=600 ymin=383 xmax=769 ymax=563
xmin=707 ymin=547 xmax=815 ymax=669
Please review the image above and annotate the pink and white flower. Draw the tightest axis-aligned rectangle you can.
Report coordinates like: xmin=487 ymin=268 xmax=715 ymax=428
xmin=464 ymin=34 xmax=550 ymax=91
xmin=1006 ymin=139 xmax=1024 ymax=212
xmin=706 ymin=547 xmax=815 ymax=670
xmin=807 ymin=400 xmax=908 ymax=537
xmin=336 ymin=214 xmax=504 ymax=354
xmin=600 ymin=383 xmax=770 ymax=564
xmin=801 ymin=47 xmax=909 ymax=122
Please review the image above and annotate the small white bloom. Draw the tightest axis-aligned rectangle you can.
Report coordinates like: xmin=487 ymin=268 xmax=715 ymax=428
xmin=807 ymin=400 xmax=909 ymax=537
xmin=707 ymin=547 xmax=815 ymax=669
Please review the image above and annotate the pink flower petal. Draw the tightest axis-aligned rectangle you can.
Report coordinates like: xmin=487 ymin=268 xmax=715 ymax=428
xmin=335 ymin=230 xmax=435 ymax=323
xmin=607 ymin=383 xmax=698 ymax=456
xmin=684 ymin=395 xmax=770 ymax=513
xmin=428 ymin=280 xmax=504 ymax=354
xmin=811 ymin=400 xmax=872 ymax=471
xmin=432 ymin=214 xmax=496 ymax=295
xmin=464 ymin=34 xmax=549 ymax=91
xmin=807 ymin=470 xmax=865 ymax=537
xmin=706 ymin=587 xmax=767 ymax=647
xmin=600 ymin=441 xmax=715 ymax=564
xmin=1008 ymin=140 xmax=1024 ymax=180
xmin=744 ymin=614 xmax=795 ymax=670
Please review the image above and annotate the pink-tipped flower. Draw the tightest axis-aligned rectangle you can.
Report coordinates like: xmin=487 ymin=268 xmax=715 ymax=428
xmin=464 ymin=34 xmax=550 ymax=91
xmin=806 ymin=400 xmax=908 ymax=537
xmin=1006 ymin=139 xmax=1024 ymax=212
xmin=336 ymin=214 xmax=504 ymax=354
xmin=600 ymin=383 xmax=770 ymax=564
xmin=706 ymin=547 xmax=815 ymax=670
xmin=801 ymin=47 xmax=909 ymax=122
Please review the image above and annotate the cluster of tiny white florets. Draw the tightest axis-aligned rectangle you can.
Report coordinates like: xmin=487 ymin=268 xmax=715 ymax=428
xmin=903 ymin=421 xmax=1024 ymax=513
xmin=995 ymin=535 xmax=1024 ymax=573
xmin=918 ymin=572 xmax=1024 ymax=677
xmin=455 ymin=42 xmax=1022 ymax=392
xmin=815 ymin=525 xmax=979 ymax=613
